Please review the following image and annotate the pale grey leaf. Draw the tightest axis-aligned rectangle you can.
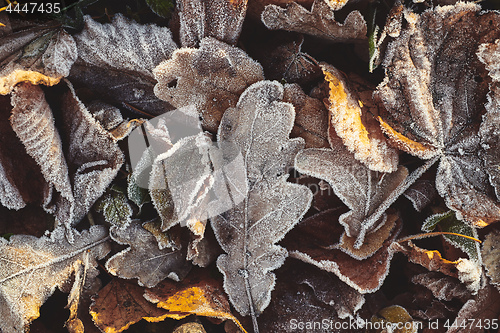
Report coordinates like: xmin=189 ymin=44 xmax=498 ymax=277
xmin=74 ymin=14 xmax=177 ymax=77
xmin=0 ymin=225 xmax=110 ymax=332
xmin=403 ymin=179 xmax=437 ymax=212
xmin=261 ymin=0 xmax=367 ymax=43
xmin=177 ymin=0 xmax=247 ymax=47
xmin=211 ymin=80 xmax=313 ymax=317
xmin=154 ymin=37 xmax=264 ymax=132
xmin=105 ymin=221 xmax=190 ymax=288
xmin=0 ymin=25 xmax=77 ymax=95
xmin=0 ymin=160 xmax=25 ymax=210
xmin=481 ymin=230 xmax=500 ymax=292
xmin=412 ymin=272 xmax=470 ymax=302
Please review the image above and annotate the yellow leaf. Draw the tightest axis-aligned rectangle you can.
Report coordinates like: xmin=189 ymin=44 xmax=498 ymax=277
xmin=0 ymin=70 xmax=61 ymax=95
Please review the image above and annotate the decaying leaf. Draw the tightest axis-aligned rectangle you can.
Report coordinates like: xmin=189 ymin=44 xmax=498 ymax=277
xmin=403 ymin=179 xmax=437 ymax=212
xmin=176 ymin=0 xmax=248 ymax=47
xmin=321 ymin=63 xmax=399 ymax=172
xmin=374 ymin=2 xmax=500 ymax=227
xmin=174 ymin=322 xmax=207 ymax=333
xmin=294 ymin=140 xmax=407 ymax=250
xmin=95 ymin=186 xmax=133 ymax=228
xmin=411 ymin=272 xmax=470 ymax=302
xmin=482 ymin=230 xmax=500 ymax=292
xmin=261 ymin=0 xmax=367 ymax=43
xmin=90 ymin=278 xmax=169 ymax=333
xmin=105 ymin=221 xmax=191 ymax=288
xmin=154 ymin=37 xmax=264 ymax=132
xmin=284 ymin=208 xmax=401 ymax=293
xmin=70 ymin=14 xmax=177 ymax=117
xmin=211 ymin=81 xmax=313 ymax=320
xmin=369 ymin=305 xmax=419 ymax=333
xmin=0 ymin=225 xmax=110 ymax=332
xmin=0 ymin=20 xmax=77 ymax=95
xmin=283 ymin=83 xmax=330 ymax=148
xmin=143 ymin=268 xmax=247 ymax=332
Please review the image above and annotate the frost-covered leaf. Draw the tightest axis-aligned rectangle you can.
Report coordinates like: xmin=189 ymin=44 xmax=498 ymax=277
xmin=0 ymin=225 xmax=110 ymax=332
xmin=154 ymin=37 xmax=264 ymax=132
xmin=412 ymin=272 xmax=470 ymax=302
xmin=284 ymin=208 xmax=401 ymax=293
xmin=370 ymin=305 xmax=419 ymax=333
xmin=321 ymin=63 xmax=398 ymax=172
xmin=146 ymin=0 xmax=174 ymax=18
xmin=283 ymin=83 xmax=330 ymax=148
xmin=70 ymin=14 xmax=178 ymax=117
xmin=176 ymin=0 xmax=248 ymax=47
xmin=95 ymin=186 xmax=133 ymax=228
xmin=482 ymin=230 xmax=500 ymax=292
xmin=105 ymin=221 xmax=191 ymax=288
xmin=90 ymin=278 xmax=168 ymax=333
xmin=211 ymin=81 xmax=313 ymax=319
xmin=422 ymin=211 xmax=481 ymax=262
xmin=143 ymin=268 xmax=247 ymax=332
xmin=374 ymin=2 xmax=500 ymax=227
xmin=87 ymin=101 xmax=142 ymax=141
xmin=261 ymin=0 xmax=367 ymax=43
xmin=403 ymin=179 xmax=437 ymax=212
xmin=0 ymin=21 xmax=77 ymax=95
xmin=294 ymin=142 xmax=407 ymax=251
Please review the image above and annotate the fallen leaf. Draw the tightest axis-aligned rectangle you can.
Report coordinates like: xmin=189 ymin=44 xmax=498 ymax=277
xmin=174 ymin=322 xmax=207 ymax=333
xmin=0 ymin=225 xmax=110 ymax=332
xmin=321 ymin=63 xmax=399 ymax=172
xmin=411 ymin=272 xmax=470 ymax=302
xmin=95 ymin=186 xmax=133 ymax=229
xmin=284 ymin=208 xmax=402 ymax=293
xmin=211 ymin=81 xmax=313 ymax=322
xmin=143 ymin=268 xmax=247 ymax=332
xmin=106 ymin=221 xmax=191 ymax=288
xmin=0 ymin=19 xmax=77 ymax=95
xmin=146 ymin=0 xmax=174 ymax=18
xmin=283 ymin=83 xmax=330 ymax=148
xmin=482 ymin=230 xmax=500 ymax=292
xmin=369 ymin=305 xmax=419 ymax=333
xmin=153 ymin=37 xmax=264 ymax=132
xmin=70 ymin=14 xmax=177 ymax=117
xmin=90 ymin=278 xmax=169 ymax=333
xmin=374 ymin=2 xmax=500 ymax=227
xmin=294 ymin=141 xmax=407 ymax=251
xmin=261 ymin=0 xmax=367 ymax=43
xmin=176 ymin=0 xmax=248 ymax=47
xmin=403 ymin=179 xmax=437 ymax=212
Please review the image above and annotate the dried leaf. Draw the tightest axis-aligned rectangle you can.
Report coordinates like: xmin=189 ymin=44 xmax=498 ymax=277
xmin=211 ymin=81 xmax=313 ymax=318
xmin=374 ymin=2 xmax=500 ymax=227
xmin=403 ymin=179 xmax=437 ymax=212
xmin=370 ymin=305 xmax=419 ymax=333
xmin=174 ymin=322 xmax=207 ymax=333
xmin=422 ymin=211 xmax=481 ymax=262
xmin=411 ymin=272 xmax=470 ymax=302
xmin=154 ymin=37 xmax=264 ymax=132
xmin=0 ymin=22 xmax=77 ymax=95
xmin=105 ymin=221 xmax=191 ymax=288
xmin=482 ymin=230 xmax=500 ymax=292
xmin=89 ymin=278 xmax=169 ymax=333
xmin=261 ymin=0 xmax=367 ymax=43
xmin=143 ymin=268 xmax=247 ymax=332
xmin=283 ymin=83 xmax=330 ymax=148
xmin=70 ymin=14 xmax=177 ymax=117
xmin=294 ymin=143 xmax=407 ymax=250
xmin=177 ymin=0 xmax=248 ymax=47
xmin=0 ymin=225 xmax=110 ymax=332
xmin=95 ymin=186 xmax=133 ymax=228
xmin=321 ymin=63 xmax=398 ymax=172
xmin=284 ymin=208 xmax=401 ymax=293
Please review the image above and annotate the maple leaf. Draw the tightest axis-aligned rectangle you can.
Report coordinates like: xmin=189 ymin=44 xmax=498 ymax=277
xmin=176 ymin=0 xmax=248 ymax=48
xmin=153 ymin=37 xmax=264 ymax=132
xmin=374 ymin=2 xmax=500 ymax=227
xmin=0 ymin=18 xmax=77 ymax=95
xmin=261 ymin=0 xmax=367 ymax=43
xmin=210 ymin=81 xmax=313 ymax=329
xmin=0 ymin=225 xmax=110 ymax=332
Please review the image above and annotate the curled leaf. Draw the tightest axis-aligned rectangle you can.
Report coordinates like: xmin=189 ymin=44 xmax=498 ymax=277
xmin=482 ymin=230 xmax=500 ymax=292
xmin=261 ymin=0 xmax=367 ymax=43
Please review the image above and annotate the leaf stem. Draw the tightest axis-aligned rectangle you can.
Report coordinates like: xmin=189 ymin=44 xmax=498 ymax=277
xmin=397 ymin=231 xmax=482 ymax=244
xmin=355 ymin=155 xmax=440 ymax=248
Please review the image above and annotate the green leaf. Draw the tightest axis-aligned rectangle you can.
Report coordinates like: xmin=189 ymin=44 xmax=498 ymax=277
xmin=127 ymin=174 xmax=151 ymax=211
xmin=422 ymin=211 xmax=480 ymax=261
xmin=1 ymin=233 xmax=13 ymax=240
xmin=145 ymin=0 xmax=174 ymax=18
xmin=96 ymin=187 xmax=133 ymax=228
